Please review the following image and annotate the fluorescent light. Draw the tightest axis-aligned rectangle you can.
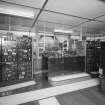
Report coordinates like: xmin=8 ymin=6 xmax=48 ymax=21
xmin=38 ymin=32 xmax=54 ymax=36
xmin=71 ymin=35 xmax=80 ymax=39
xmin=54 ymin=29 xmax=73 ymax=34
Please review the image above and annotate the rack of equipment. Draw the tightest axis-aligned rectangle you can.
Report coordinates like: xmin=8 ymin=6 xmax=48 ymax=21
xmin=17 ymin=36 xmax=32 ymax=79
xmin=86 ymin=40 xmax=100 ymax=76
xmin=0 ymin=35 xmax=32 ymax=83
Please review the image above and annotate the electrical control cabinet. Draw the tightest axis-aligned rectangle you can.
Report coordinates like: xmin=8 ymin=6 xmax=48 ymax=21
xmin=0 ymin=35 xmax=32 ymax=83
xmin=86 ymin=41 xmax=100 ymax=75
xmin=17 ymin=36 xmax=32 ymax=80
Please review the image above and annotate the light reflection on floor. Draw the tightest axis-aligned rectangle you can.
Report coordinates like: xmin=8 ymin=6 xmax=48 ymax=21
xmin=0 ymin=76 xmax=51 ymax=97
xmin=0 ymin=72 xmax=91 ymax=97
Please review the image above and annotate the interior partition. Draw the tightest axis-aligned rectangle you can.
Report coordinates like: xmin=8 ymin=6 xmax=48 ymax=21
xmin=34 ymin=24 xmax=87 ymax=80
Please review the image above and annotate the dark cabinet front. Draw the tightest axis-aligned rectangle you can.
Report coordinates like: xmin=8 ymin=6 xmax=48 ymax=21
xmin=48 ymin=56 xmax=85 ymax=75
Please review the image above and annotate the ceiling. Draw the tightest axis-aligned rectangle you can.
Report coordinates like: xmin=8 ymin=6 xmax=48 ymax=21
xmin=0 ymin=0 xmax=105 ymax=34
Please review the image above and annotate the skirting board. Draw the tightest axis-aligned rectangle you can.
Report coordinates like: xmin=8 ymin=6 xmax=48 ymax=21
xmin=0 ymin=78 xmax=99 ymax=105
xmin=0 ymin=81 xmax=36 ymax=92
xmin=48 ymin=72 xmax=90 ymax=82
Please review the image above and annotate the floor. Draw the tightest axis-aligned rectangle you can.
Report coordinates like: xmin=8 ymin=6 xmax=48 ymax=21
xmin=0 ymin=78 xmax=99 ymax=105
xmin=57 ymin=86 xmax=105 ymax=105
xmin=0 ymin=71 xmax=85 ymax=97
xmin=19 ymin=100 xmax=39 ymax=105
xmin=19 ymin=86 xmax=105 ymax=105
xmin=0 ymin=72 xmax=100 ymax=105
xmin=0 ymin=77 xmax=51 ymax=97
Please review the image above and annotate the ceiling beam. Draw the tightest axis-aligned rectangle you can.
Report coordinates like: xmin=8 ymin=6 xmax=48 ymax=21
xmin=29 ymin=0 xmax=48 ymax=32
xmin=71 ymin=13 xmax=105 ymax=29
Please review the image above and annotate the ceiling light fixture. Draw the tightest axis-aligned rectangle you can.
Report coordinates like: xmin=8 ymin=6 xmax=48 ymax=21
xmin=54 ymin=29 xmax=73 ymax=34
